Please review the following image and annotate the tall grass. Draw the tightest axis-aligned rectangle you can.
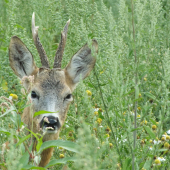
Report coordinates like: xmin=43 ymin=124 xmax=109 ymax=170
xmin=1 ymin=0 xmax=170 ymax=169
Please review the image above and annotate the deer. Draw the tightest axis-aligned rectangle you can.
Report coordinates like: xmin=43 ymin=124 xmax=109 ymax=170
xmin=8 ymin=12 xmax=98 ymax=167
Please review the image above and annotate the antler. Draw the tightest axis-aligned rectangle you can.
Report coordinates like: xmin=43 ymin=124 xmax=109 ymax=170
xmin=32 ymin=12 xmax=50 ymax=68
xmin=53 ymin=19 xmax=70 ymax=68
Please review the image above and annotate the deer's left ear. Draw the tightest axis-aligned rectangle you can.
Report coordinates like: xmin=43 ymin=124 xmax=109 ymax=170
xmin=65 ymin=39 xmax=98 ymax=86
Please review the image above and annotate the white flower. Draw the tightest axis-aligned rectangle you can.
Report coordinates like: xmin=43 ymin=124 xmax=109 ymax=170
xmin=153 ymin=140 xmax=161 ymax=145
xmin=117 ymin=135 xmax=127 ymax=143
xmin=94 ymin=108 xmax=99 ymax=112
xmin=149 ymin=146 xmax=153 ymax=150
xmin=167 ymin=130 xmax=170 ymax=135
xmin=20 ymin=125 xmax=25 ymax=132
xmin=157 ymin=157 xmax=166 ymax=162
xmin=34 ymin=154 xmax=41 ymax=165
xmin=129 ymin=104 xmax=133 ymax=107
xmin=9 ymin=96 xmax=12 ymax=100
xmin=130 ymin=111 xmax=135 ymax=116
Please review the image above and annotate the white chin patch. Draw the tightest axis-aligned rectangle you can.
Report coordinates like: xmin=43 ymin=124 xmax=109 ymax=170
xmin=43 ymin=127 xmax=58 ymax=134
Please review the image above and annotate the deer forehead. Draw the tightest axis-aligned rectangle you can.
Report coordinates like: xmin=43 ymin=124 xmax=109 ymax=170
xmin=33 ymin=69 xmax=71 ymax=95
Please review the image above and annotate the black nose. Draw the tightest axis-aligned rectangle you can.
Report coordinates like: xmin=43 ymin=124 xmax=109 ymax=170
xmin=40 ymin=116 xmax=61 ymax=131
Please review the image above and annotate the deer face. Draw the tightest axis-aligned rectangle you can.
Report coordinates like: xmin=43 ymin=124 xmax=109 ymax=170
xmin=31 ymin=69 xmax=73 ymax=134
xmin=9 ymin=13 xmax=98 ymax=136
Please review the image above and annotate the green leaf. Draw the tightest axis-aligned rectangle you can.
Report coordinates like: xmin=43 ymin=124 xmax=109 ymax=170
xmin=144 ymin=92 xmax=157 ymax=101
xmin=158 ymin=149 xmax=168 ymax=152
xmin=14 ymin=24 xmax=24 ymax=29
xmin=0 ymin=108 xmax=15 ymax=118
xmin=45 ymin=157 xmax=77 ymax=168
xmin=98 ymin=110 xmax=104 ymax=119
xmin=18 ymin=151 xmax=29 ymax=167
xmin=1 ymin=80 xmax=8 ymax=91
xmin=149 ymin=118 xmax=157 ymax=125
xmin=143 ymin=158 xmax=151 ymax=169
xmin=144 ymin=126 xmax=156 ymax=139
xmin=87 ymin=82 xmax=95 ymax=88
xmin=0 ymin=128 xmax=11 ymax=135
xmin=21 ymin=165 xmax=46 ymax=170
xmin=36 ymin=137 xmax=43 ymax=152
xmin=16 ymin=134 xmax=31 ymax=147
xmin=131 ymin=127 xmax=141 ymax=132
xmin=39 ymin=140 xmax=79 ymax=153
xmin=33 ymin=110 xmax=56 ymax=118
xmin=123 ymin=158 xmax=131 ymax=170
xmin=25 ymin=128 xmax=42 ymax=141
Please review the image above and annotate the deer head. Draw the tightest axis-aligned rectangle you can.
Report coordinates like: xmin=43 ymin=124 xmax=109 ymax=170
xmin=9 ymin=13 xmax=98 ymax=142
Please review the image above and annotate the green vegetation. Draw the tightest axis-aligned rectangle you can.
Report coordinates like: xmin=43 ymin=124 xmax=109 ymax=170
xmin=1 ymin=0 xmax=170 ymax=169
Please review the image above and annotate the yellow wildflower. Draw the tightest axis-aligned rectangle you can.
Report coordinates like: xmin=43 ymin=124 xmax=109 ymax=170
xmin=154 ymin=159 xmax=161 ymax=165
xmin=59 ymin=154 xmax=65 ymax=158
xmin=105 ymin=127 xmax=111 ymax=132
xmin=123 ymin=111 xmax=126 ymax=115
xmin=166 ymin=135 xmax=170 ymax=140
xmin=10 ymin=94 xmax=18 ymax=100
xmin=137 ymin=107 xmax=141 ymax=111
xmin=99 ymin=108 xmax=102 ymax=112
xmin=139 ymin=93 xmax=142 ymax=97
xmin=109 ymin=143 xmax=113 ymax=148
xmin=152 ymin=125 xmax=157 ymax=130
xmin=86 ymin=90 xmax=92 ymax=96
xmin=94 ymin=111 xmax=98 ymax=116
xmin=144 ymin=78 xmax=147 ymax=81
xmin=164 ymin=142 xmax=169 ymax=148
xmin=97 ymin=118 xmax=102 ymax=124
xmin=142 ymin=168 xmax=146 ymax=170
xmin=137 ymin=115 xmax=141 ymax=118
xmin=149 ymin=140 xmax=152 ymax=143
xmin=140 ymin=140 xmax=145 ymax=144
xmin=144 ymin=120 xmax=147 ymax=125
xmin=161 ymin=137 xmax=166 ymax=141
xmin=105 ymin=134 xmax=110 ymax=138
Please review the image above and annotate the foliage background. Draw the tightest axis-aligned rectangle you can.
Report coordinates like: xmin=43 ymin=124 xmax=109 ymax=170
xmin=1 ymin=0 xmax=170 ymax=169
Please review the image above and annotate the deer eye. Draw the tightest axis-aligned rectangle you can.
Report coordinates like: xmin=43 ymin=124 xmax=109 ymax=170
xmin=31 ymin=91 xmax=38 ymax=99
xmin=64 ymin=94 xmax=72 ymax=100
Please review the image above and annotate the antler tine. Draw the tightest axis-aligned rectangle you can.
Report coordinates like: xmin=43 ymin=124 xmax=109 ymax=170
xmin=32 ymin=12 xmax=50 ymax=68
xmin=53 ymin=19 xmax=70 ymax=68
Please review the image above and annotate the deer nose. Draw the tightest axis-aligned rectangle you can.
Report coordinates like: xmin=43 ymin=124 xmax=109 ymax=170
xmin=40 ymin=116 xmax=61 ymax=131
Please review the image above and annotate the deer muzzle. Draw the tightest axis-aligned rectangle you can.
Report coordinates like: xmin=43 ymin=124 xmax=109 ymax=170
xmin=40 ymin=116 xmax=61 ymax=133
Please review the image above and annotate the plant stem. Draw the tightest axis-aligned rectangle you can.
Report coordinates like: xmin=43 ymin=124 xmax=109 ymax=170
xmin=131 ymin=0 xmax=138 ymax=169
xmin=94 ymin=68 xmax=123 ymax=167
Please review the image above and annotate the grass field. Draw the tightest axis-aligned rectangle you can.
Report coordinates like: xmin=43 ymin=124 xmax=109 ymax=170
xmin=1 ymin=0 xmax=170 ymax=169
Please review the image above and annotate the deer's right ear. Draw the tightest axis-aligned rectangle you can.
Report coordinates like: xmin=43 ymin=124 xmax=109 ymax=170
xmin=9 ymin=36 xmax=38 ymax=79
xmin=65 ymin=39 xmax=98 ymax=89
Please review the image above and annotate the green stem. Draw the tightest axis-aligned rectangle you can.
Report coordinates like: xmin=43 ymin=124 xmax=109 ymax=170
xmin=131 ymin=0 xmax=138 ymax=169
xmin=94 ymin=68 xmax=122 ymax=167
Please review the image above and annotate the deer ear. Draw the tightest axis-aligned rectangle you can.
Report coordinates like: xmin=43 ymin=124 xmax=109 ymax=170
xmin=9 ymin=36 xmax=38 ymax=79
xmin=65 ymin=39 xmax=98 ymax=86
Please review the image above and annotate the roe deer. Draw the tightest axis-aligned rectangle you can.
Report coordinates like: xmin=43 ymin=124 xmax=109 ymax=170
xmin=8 ymin=12 xmax=98 ymax=167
